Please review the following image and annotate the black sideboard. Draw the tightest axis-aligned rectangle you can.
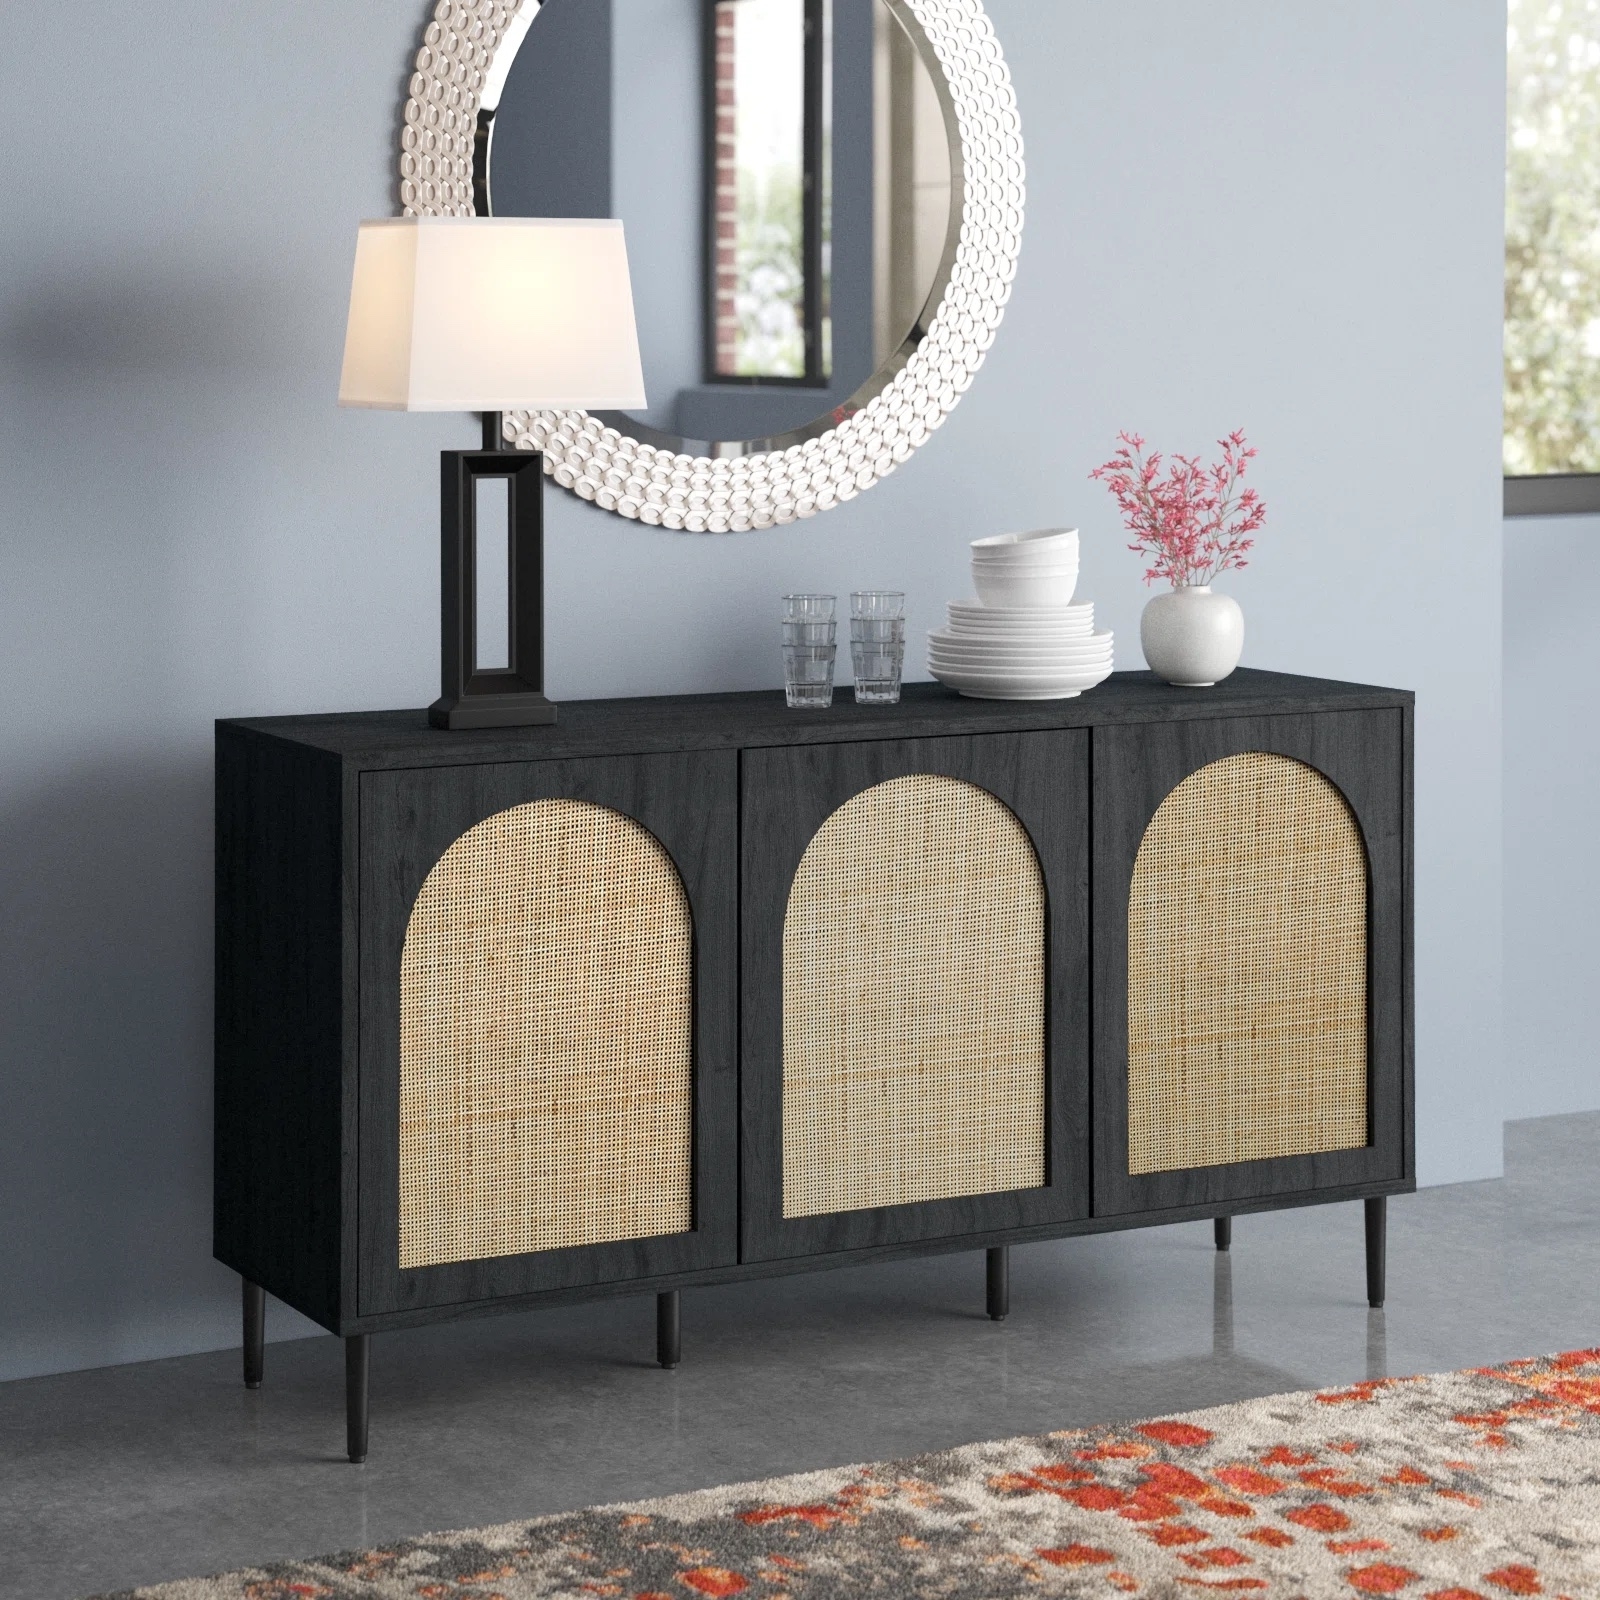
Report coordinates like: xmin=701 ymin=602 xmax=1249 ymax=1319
xmin=215 ymin=669 xmax=1414 ymax=1461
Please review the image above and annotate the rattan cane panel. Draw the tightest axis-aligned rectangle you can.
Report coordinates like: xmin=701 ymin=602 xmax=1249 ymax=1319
xmin=399 ymin=800 xmax=692 ymax=1270
xmin=782 ymin=775 xmax=1046 ymax=1219
xmin=1127 ymin=753 xmax=1368 ymax=1176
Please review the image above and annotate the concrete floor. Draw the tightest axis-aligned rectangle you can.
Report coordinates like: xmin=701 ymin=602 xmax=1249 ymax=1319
xmin=4 ymin=1112 xmax=1597 ymax=1600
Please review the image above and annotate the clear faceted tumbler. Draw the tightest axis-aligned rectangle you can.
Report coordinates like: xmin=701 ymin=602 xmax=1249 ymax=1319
xmin=850 ymin=590 xmax=906 ymax=705
xmin=782 ymin=594 xmax=837 ymax=709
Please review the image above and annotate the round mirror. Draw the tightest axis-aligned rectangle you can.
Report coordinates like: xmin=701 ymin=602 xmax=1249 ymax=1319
xmin=399 ymin=0 xmax=1023 ymax=529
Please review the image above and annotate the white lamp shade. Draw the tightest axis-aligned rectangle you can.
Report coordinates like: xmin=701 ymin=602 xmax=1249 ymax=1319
xmin=337 ymin=217 xmax=647 ymax=412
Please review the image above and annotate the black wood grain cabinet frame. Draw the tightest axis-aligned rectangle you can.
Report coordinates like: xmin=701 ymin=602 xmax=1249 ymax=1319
xmin=215 ymin=669 xmax=1414 ymax=1459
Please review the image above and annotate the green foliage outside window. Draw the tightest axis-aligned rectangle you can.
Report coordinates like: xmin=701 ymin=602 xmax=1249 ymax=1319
xmin=736 ymin=164 xmax=807 ymax=378
xmin=1506 ymin=0 xmax=1600 ymax=475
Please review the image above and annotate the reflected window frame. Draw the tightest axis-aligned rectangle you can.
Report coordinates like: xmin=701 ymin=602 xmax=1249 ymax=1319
xmin=702 ymin=0 xmax=831 ymax=389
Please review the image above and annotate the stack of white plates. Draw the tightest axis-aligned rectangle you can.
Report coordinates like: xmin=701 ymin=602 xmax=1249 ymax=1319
xmin=929 ymin=530 xmax=1114 ymax=700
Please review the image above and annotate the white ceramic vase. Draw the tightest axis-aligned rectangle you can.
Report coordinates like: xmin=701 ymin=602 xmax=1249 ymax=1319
xmin=1140 ymin=585 xmax=1244 ymax=687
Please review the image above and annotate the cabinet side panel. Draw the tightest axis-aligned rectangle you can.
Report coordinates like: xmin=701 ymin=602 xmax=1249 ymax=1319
xmin=213 ymin=726 xmax=345 ymax=1330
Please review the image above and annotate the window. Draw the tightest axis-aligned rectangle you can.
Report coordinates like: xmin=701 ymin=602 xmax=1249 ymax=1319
xmin=1506 ymin=0 xmax=1600 ymax=513
xmin=706 ymin=0 xmax=831 ymax=385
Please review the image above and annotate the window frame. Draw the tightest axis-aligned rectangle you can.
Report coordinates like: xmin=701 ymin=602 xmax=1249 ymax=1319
xmin=1505 ymin=474 xmax=1600 ymax=517
xmin=701 ymin=0 xmax=830 ymax=389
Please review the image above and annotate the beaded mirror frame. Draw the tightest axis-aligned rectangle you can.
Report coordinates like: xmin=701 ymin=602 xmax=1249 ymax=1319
xmin=398 ymin=0 xmax=1024 ymax=532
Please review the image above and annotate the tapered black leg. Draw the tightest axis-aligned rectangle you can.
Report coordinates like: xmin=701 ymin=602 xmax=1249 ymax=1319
xmin=242 ymin=1279 xmax=265 ymax=1389
xmin=657 ymin=1290 xmax=681 ymax=1370
xmin=1214 ymin=1217 xmax=1232 ymax=1253
xmin=345 ymin=1335 xmax=370 ymax=1464
xmin=1365 ymin=1196 xmax=1387 ymax=1309
xmin=986 ymin=1246 xmax=1009 ymax=1321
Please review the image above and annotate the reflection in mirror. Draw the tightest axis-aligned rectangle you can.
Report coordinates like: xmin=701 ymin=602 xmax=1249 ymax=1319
xmin=710 ymin=0 xmax=828 ymax=384
xmin=875 ymin=3 xmax=952 ymax=368
xmin=485 ymin=0 xmax=957 ymax=453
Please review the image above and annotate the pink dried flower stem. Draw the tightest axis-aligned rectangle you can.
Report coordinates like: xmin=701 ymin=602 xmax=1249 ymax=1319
xmin=1090 ymin=430 xmax=1267 ymax=588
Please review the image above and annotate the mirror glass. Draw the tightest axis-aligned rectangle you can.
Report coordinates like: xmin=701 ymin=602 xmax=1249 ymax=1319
xmin=485 ymin=0 xmax=959 ymax=454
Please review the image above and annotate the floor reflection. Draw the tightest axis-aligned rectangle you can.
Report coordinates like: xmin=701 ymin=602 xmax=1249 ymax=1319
xmin=1366 ymin=1309 xmax=1388 ymax=1380
xmin=1212 ymin=1249 xmax=1235 ymax=1359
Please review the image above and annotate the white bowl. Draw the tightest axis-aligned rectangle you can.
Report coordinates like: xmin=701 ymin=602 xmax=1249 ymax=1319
xmin=966 ymin=553 xmax=1081 ymax=566
xmin=970 ymin=562 xmax=1081 ymax=580
xmin=970 ymin=529 xmax=1079 ymax=562
xmin=971 ymin=552 xmax=1080 ymax=570
xmin=971 ymin=555 xmax=1080 ymax=576
xmin=972 ymin=567 xmax=1079 ymax=609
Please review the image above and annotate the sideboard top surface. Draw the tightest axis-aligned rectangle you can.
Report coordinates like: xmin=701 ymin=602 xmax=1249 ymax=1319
xmin=220 ymin=669 xmax=1413 ymax=771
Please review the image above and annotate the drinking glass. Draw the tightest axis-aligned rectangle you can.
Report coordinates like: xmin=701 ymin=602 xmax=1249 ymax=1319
xmin=782 ymin=594 xmax=837 ymax=708
xmin=850 ymin=591 xmax=906 ymax=705
xmin=783 ymin=594 xmax=837 ymax=623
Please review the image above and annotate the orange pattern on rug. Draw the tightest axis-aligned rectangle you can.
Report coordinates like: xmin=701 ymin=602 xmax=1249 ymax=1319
xmin=91 ymin=1349 xmax=1600 ymax=1598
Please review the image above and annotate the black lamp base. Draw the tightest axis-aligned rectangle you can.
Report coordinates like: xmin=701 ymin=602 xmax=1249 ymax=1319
xmin=431 ymin=445 xmax=555 ymax=732
xmin=429 ymin=690 xmax=557 ymax=730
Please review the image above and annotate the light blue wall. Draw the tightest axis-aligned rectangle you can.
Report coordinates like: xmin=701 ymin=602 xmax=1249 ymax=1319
xmin=1504 ymin=515 xmax=1600 ymax=1119
xmin=0 ymin=0 xmax=1506 ymax=1382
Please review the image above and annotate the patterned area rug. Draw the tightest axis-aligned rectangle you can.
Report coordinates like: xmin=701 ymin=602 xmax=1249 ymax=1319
xmin=96 ymin=1349 xmax=1600 ymax=1599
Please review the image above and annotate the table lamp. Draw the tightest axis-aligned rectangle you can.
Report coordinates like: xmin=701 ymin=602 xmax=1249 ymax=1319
xmin=338 ymin=217 xmax=646 ymax=729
